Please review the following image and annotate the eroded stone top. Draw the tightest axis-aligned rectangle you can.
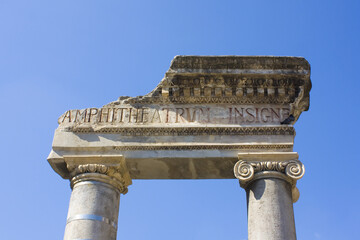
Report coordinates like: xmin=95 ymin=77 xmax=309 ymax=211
xmin=58 ymin=56 xmax=311 ymax=131
xmin=169 ymin=56 xmax=310 ymax=71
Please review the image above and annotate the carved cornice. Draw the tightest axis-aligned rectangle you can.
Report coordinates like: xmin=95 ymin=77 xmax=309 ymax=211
xmin=64 ymin=155 xmax=132 ymax=194
xmin=234 ymin=152 xmax=305 ymax=202
xmin=67 ymin=126 xmax=295 ymax=136
xmin=125 ymin=95 xmax=295 ymax=104
xmin=115 ymin=56 xmax=311 ymax=121
xmin=113 ymin=144 xmax=292 ymax=151
xmin=124 ymin=77 xmax=303 ymax=105
xmin=166 ymin=75 xmax=307 ymax=87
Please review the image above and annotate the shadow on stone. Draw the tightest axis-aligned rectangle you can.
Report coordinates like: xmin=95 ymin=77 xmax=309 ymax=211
xmin=251 ymin=180 xmax=266 ymax=200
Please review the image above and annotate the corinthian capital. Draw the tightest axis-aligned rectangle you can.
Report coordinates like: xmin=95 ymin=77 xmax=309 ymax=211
xmin=234 ymin=152 xmax=305 ymax=202
xmin=64 ymin=155 xmax=132 ymax=194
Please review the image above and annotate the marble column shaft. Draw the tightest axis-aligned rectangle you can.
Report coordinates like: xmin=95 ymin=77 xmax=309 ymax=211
xmin=64 ymin=173 xmax=122 ymax=240
xmin=62 ymin=156 xmax=131 ymax=240
xmin=246 ymin=173 xmax=296 ymax=240
xmin=235 ymin=153 xmax=305 ymax=240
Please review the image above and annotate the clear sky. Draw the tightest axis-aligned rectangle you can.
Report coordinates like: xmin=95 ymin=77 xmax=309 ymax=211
xmin=0 ymin=0 xmax=359 ymax=239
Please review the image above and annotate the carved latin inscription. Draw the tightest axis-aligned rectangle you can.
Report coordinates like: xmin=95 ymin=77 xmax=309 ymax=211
xmin=59 ymin=105 xmax=290 ymax=126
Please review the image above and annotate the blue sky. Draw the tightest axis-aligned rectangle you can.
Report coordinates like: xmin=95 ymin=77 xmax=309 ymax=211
xmin=0 ymin=0 xmax=359 ymax=239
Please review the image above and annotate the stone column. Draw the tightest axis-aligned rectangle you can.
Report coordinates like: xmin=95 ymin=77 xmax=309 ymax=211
xmin=63 ymin=155 xmax=132 ymax=240
xmin=234 ymin=152 xmax=305 ymax=240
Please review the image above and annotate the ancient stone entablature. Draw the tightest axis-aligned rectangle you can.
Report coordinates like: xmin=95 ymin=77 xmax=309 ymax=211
xmin=48 ymin=56 xmax=311 ymax=240
xmin=48 ymin=56 xmax=311 ymax=181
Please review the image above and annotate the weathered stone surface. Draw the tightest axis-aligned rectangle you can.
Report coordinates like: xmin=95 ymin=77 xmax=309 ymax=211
xmin=247 ymin=177 xmax=296 ymax=240
xmin=48 ymin=56 xmax=311 ymax=240
xmin=235 ymin=152 xmax=304 ymax=202
xmin=64 ymin=179 xmax=121 ymax=240
xmin=48 ymin=56 xmax=311 ymax=180
xmin=63 ymin=155 xmax=130 ymax=240
xmin=234 ymin=152 xmax=305 ymax=239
